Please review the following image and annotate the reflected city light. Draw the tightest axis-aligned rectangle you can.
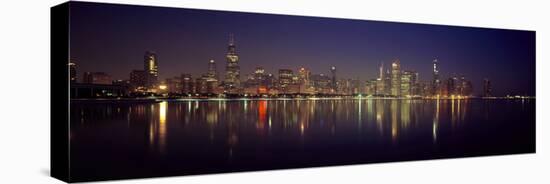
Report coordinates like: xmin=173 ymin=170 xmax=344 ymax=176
xmin=300 ymin=123 xmax=305 ymax=135
xmin=391 ymin=100 xmax=398 ymax=141
xmin=257 ymin=100 xmax=267 ymax=131
xmin=158 ymin=101 xmax=167 ymax=153
xmin=159 ymin=101 xmax=167 ymax=122
xmin=71 ymin=96 xmax=534 ymax=178
xmin=433 ymin=99 xmax=440 ymax=142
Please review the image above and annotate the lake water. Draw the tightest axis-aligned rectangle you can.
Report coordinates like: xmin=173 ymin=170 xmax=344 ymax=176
xmin=69 ymin=99 xmax=535 ymax=181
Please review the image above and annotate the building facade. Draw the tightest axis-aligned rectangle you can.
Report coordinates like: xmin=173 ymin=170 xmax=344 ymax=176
xmin=224 ymin=34 xmax=240 ymax=92
xmin=391 ymin=60 xmax=401 ymax=96
xmin=144 ymin=51 xmax=158 ymax=88
xmin=129 ymin=70 xmax=147 ymax=91
xmin=432 ymin=59 xmax=441 ymax=96
xmin=83 ymin=72 xmax=112 ymax=85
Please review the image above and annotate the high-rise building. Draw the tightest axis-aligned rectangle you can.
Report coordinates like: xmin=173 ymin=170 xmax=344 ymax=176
xmin=144 ymin=51 xmax=158 ymax=88
xmin=375 ymin=62 xmax=386 ymax=95
xmin=195 ymin=77 xmax=208 ymax=94
xmin=207 ymin=59 xmax=218 ymax=80
xmin=83 ymin=72 xmax=112 ymax=85
xmin=455 ymin=75 xmax=472 ymax=96
xmin=224 ymin=34 xmax=240 ymax=91
xmin=400 ymin=70 xmax=413 ymax=97
xmin=297 ymin=67 xmax=314 ymax=94
xmin=384 ymin=69 xmax=391 ymax=95
xmin=351 ymin=78 xmax=361 ymax=95
xmin=202 ymin=59 xmax=220 ymax=94
xmin=165 ymin=76 xmax=182 ymax=94
xmin=181 ymin=74 xmax=194 ymax=94
xmin=243 ymin=67 xmax=267 ymax=95
xmin=330 ymin=66 xmax=337 ymax=92
xmin=69 ymin=62 xmax=77 ymax=83
xmin=444 ymin=75 xmax=460 ymax=96
xmin=391 ymin=60 xmax=401 ymax=96
xmin=311 ymin=74 xmax=331 ymax=94
xmin=366 ymin=79 xmax=378 ymax=95
xmin=278 ymin=69 xmax=293 ymax=88
xmin=254 ymin=67 xmax=267 ymax=86
xmin=130 ymin=70 xmax=147 ymax=90
xmin=420 ymin=81 xmax=432 ymax=97
xmin=244 ymin=67 xmax=266 ymax=88
xmin=298 ymin=67 xmax=310 ymax=85
xmin=375 ymin=78 xmax=385 ymax=95
xmin=451 ymin=75 xmax=459 ymax=95
xmin=411 ymin=72 xmax=419 ymax=96
xmin=483 ymin=78 xmax=492 ymax=97
xmin=432 ymin=59 xmax=441 ymax=96
xmin=265 ymin=73 xmax=277 ymax=90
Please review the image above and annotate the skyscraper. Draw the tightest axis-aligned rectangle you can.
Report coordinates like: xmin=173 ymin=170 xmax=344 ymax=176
xmin=278 ymin=69 xmax=293 ymax=87
xmin=144 ymin=51 xmax=158 ymax=88
xmin=181 ymin=74 xmax=194 ymax=94
xmin=330 ymin=66 xmax=336 ymax=92
xmin=384 ymin=69 xmax=391 ymax=95
xmin=391 ymin=59 xmax=401 ymax=96
xmin=379 ymin=62 xmax=384 ymax=80
xmin=376 ymin=62 xmax=386 ymax=95
xmin=457 ymin=75 xmax=472 ymax=96
xmin=483 ymin=78 xmax=492 ymax=97
xmin=69 ymin=62 xmax=77 ymax=83
xmin=297 ymin=67 xmax=313 ymax=94
xmin=311 ymin=74 xmax=331 ymax=94
xmin=298 ymin=67 xmax=311 ymax=85
xmin=400 ymin=70 xmax=413 ymax=97
xmin=224 ymin=34 xmax=240 ymax=91
xmin=130 ymin=70 xmax=147 ymax=90
xmin=432 ymin=59 xmax=440 ymax=96
xmin=252 ymin=67 xmax=267 ymax=86
xmin=243 ymin=67 xmax=266 ymax=93
xmin=450 ymin=74 xmax=459 ymax=95
xmin=207 ymin=59 xmax=217 ymax=80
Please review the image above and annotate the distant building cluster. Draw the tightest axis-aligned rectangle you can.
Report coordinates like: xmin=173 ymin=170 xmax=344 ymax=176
xmin=360 ymin=59 xmax=474 ymax=98
xmin=69 ymin=34 xmax=496 ymax=99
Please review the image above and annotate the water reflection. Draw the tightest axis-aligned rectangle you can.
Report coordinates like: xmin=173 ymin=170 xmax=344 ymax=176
xmin=433 ymin=99 xmax=440 ymax=142
xmin=69 ymin=99 xmax=535 ymax=179
xmin=148 ymin=101 xmax=167 ymax=153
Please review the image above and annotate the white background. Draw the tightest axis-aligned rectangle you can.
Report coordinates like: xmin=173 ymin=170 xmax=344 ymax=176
xmin=0 ymin=0 xmax=548 ymax=183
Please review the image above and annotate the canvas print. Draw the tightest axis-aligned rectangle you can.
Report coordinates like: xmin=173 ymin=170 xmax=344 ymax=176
xmin=52 ymin=1 xmax=535 ymax=182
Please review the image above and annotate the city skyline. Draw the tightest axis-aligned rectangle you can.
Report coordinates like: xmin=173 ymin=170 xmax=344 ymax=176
xmin=55 ymin=2 xmax=536 ymax=182
xmin=69 ymin=2 xmax=535 ymax=96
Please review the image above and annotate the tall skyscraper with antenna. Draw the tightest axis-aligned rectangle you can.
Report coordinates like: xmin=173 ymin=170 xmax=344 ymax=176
xmin=432 ymin=59 xmax=440 ymax=96
xmin=330 ymin=66 xmax=336 ymax=92
xmin=224 ymin=34 xmax=240 ymax=91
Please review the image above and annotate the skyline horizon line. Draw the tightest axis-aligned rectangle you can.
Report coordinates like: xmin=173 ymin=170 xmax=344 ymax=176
xmin=72 ymin=50 xmax=491 ymax=86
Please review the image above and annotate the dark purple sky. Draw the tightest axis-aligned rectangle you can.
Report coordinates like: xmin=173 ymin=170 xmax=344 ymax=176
xmin=69 ymin=2 xmax=535 ymax=96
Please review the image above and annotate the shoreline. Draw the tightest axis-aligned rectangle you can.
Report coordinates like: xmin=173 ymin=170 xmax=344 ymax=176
xmin=70 ymin=96 xmax=535 ymax=102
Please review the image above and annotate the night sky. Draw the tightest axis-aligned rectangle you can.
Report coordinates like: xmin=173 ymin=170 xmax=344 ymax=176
xmin=69 ymin=2 xmax=535 ymax=96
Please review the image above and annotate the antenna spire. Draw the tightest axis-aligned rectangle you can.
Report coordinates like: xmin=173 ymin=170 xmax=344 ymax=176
xmin=229 ymin=33 xmax=235 ymax=45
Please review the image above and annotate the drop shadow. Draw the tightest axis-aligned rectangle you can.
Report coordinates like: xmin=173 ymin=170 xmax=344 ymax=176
xmin=40 ymin=168 xmax=50 ymax=176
